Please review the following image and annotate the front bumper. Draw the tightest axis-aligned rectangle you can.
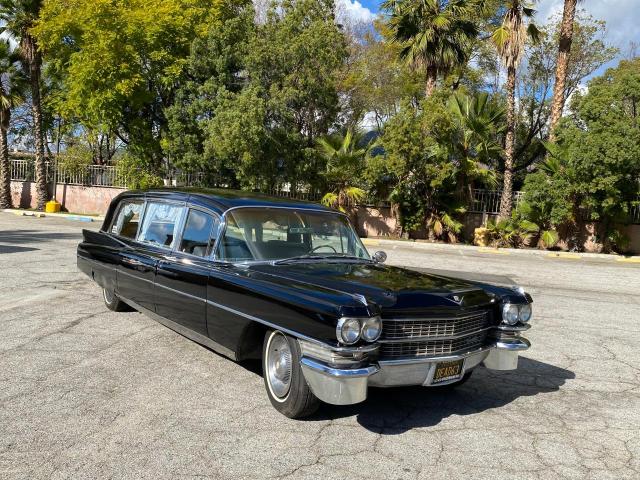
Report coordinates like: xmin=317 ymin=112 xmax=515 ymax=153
xmin=299 ymin=337 xmax=530 ymax=405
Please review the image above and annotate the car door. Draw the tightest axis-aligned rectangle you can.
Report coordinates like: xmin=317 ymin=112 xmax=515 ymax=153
xmin=107 ymin=198 xmax=155 ymax=311
xmin=120 ymin=200 xmax=186 ymax=312
xmin=155 ymin=207 xmax=219 ymax=336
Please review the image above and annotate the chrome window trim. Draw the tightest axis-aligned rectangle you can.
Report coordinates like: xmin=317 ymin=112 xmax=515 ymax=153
xmin=172 ymin=204 xmax=222 ymax=261
xmin=109 ymin=198 xmax=145 ymax=241
xmin=135 ymin=199 xmax=188 ymax=252
xmin=214 ymin=205 xmax=370 ymax=263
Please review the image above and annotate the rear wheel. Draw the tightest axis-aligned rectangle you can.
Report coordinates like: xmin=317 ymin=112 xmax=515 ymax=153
xmin=102 ymin=287 xmax=131 ymax=312
xmin=262 ymin=330 xmax=320 ymax=419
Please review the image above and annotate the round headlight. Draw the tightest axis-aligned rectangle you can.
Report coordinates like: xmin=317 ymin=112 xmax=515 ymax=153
xmin=502 ymin=303 xmax=520 ymax=325
xmin=519 ymin=303 xmax=532 ymax=323
xmin=361 ymin=316 xmax=382 ymax=342
xmin=336 ymin=318 xmax=361 ymax=345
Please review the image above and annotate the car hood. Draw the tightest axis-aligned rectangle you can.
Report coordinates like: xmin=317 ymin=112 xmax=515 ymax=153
xmin=246 ymin=261 xmax=495 ymax=312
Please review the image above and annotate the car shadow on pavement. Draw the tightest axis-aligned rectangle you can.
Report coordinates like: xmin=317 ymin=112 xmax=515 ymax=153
xmin=313 ymin=357 xmax=575 ymax=433
xmin=0 ymin=229 xmax=82 ymax=245
xmin=0 ymin=244 xmax=39 ymax=254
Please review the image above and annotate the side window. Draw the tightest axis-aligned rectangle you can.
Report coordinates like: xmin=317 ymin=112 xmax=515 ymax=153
xmin=111 ymin=200 xmax=143 ymax=239
xmin=137 ymin=202 xmax=185 ymax=248
xmin=179 ymin=209 xmax=218 ymax=257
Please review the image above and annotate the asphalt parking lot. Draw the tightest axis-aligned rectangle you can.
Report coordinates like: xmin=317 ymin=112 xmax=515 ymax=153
xmin=1 ymin=213 xmax=639 ymax=479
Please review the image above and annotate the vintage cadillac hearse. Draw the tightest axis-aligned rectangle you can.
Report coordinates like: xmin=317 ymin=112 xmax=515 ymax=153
xmin=77 ymin=189 xmax=533 ymax=418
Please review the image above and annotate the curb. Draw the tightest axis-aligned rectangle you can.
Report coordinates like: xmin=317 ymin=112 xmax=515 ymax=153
xmin=361 ymin=237 xmax=640 ymax=263
xmin=1 ymin=209 xmax=104 ymax=223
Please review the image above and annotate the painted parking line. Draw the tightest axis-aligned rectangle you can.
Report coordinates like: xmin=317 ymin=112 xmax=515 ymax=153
xmin=546 ymin=252 xmax=581 ymax=260
xmin=616 ymin=257 xmax=640 ymax=263
xmin=362 ymin=239 xmax=380 ymax=246
xmin=477 ymin=248 xmax=510 ymax=255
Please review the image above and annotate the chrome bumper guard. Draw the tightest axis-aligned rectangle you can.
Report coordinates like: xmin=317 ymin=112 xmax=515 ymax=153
xmin=299 ymin=333 xmax=530 ymax=406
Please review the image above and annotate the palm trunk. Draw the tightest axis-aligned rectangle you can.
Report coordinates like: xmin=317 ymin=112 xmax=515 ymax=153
xmin=499 ymin=66 xmax=517 ymax=219
xmin=0 ymin=116 xmax=11 ymax=209
xmin=548 ymin=0 xmax=578 ymax=142
xmin=30 ymin=54 xmax=47 ymax=210
xmin=425 ymin=65 xmax=437 ymax=97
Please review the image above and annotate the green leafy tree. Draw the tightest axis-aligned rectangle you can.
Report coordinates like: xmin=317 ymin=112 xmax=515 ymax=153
xmin=0 ymin=0 xmax=47 ymax=209
xmin=317 ymin=129 xmax=368 ymax=212
xmin=447 ymin=91 xmax=504 ymax=201
xmin=33 ymin=0 xmax=237 ymax=170
xmin=553 ymin=59 xmax=640 ymax=252
xmin=338 ymin=19 xmax=422 ymax=130
xmin=382 ymin=0 xmax=485 ymax=97
xmin=491 ymin=0 xmax=539 ymax=218
xmin=0 ymin=40 xmax=27 ymax=209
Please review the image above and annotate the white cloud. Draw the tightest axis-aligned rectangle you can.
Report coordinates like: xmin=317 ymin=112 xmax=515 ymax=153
xmin=336 ymin=0 xmax=375 ymax=25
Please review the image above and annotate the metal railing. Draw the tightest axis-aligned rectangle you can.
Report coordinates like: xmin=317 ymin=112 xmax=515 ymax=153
xmin=469 ymin=189 xmax=525 ymax=214
xmin=9 ymin=159 xmax=640 ymax=223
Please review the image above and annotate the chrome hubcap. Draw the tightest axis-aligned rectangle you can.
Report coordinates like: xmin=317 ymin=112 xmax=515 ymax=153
xmin=267 ymin=333 xmax=292 ymax=399
xmin=103 ymin=288 xmax=114 ymax=304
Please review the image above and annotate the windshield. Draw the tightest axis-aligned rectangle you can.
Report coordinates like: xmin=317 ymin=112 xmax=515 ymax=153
xmin=217 ymin=208 xmax=370 ymax=262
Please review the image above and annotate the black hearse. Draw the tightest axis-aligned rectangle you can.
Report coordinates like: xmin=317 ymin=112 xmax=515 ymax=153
xmin=77 ymin=189 xmax=533 ymax=418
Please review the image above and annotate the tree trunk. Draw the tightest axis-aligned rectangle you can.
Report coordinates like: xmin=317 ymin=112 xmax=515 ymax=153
xmin=548 ymin=0 xmax=578 ymax=142
xmin=499 ymin=66 xmax=517 ymax=219
xmin=29 ymin=51 xmax=47 ymax=210
xmin=0 ymin=116 xmax=12 ymax=209
xmin=425 ymin=65 xmax=437 ymax=97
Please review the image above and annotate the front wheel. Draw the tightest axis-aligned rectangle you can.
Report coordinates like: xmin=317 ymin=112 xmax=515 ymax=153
xmin=102 ymin=287 xmax=132 ymax=312
xmin=262 ymin=330 xmax=320 ymax=419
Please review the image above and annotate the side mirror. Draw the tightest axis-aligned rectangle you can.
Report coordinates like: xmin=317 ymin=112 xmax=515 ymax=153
xmin=372 ymin=251 xmax=387 ymax=263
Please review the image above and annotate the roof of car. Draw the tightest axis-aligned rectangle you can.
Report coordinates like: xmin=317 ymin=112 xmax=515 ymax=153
xmin=121 ymin=187 xmax=336 ymax=215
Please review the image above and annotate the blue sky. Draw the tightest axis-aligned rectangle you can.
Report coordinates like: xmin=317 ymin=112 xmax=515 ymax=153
xmin=340 ymin=0 xmax=638 ymax=78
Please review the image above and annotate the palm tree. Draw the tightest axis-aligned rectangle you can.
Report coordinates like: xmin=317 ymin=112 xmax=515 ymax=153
xmin=548 ymin=0 xmax=579 ymax=141
xmin=382 ymin=0 xmax=483 ymax=97
xmin=0 ymin=40 xmax=26 ymax=209
xmin=447 ymin=92 xmax=504 ymax=203
xmin=317 ymin=129 xmax=368 ymax=213
xmin=491 ymin=0 xmax=539 ymax=218
xmin=0 ymin=0 xmax=47 ymax=210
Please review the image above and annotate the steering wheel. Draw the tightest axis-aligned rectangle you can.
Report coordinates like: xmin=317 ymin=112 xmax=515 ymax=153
xmin=310 ymin=244 xmax=337 ymax=253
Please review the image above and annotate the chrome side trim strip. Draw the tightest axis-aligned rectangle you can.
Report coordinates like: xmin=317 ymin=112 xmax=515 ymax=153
xmin=205 ymin=297 xmax=378 ymax=354
xmin=78 ymin=256 xmax=117 ymax=272
xmin=117 ymin=268 xmax=155 ymax=284
xmin=155 ymin=281 xmax=206 ymax=303
xmin=120 ymin=297 xmax=237 ymax=360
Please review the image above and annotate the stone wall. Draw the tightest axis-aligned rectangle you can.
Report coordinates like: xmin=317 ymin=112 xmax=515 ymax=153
xmin=10 ymin=181 xmax=125 ymax=216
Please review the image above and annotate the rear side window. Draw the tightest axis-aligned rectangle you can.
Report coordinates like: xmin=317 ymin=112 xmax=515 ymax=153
xmin=179 ymin=209 xmax=218 ymax=257
xmin=137 ymin=202 xmax=185 ymax=248
xmin=111 ymin=200 xmax=143 ymax=239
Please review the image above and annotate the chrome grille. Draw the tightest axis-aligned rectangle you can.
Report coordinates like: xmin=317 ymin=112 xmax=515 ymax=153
xmin=382 ymin=311 xmax=490 ymax=340
xmin=379 ymin=310 xmax=492 ymax=359
xmin=380 ymin=333 xmax=486 ymax=359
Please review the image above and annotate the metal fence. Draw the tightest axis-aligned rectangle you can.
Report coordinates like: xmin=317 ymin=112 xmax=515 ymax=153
xmin=469 ymin=189 xmax=525 ymax=214
xmin=9 ymin=159 xmax=640 ymax=223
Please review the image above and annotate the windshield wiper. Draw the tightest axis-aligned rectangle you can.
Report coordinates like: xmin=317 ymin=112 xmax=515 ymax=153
xmin=272 ymin=253 xmax=369 ymax=265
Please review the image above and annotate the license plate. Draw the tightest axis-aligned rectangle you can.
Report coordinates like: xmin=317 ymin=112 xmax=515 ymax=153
xmin=432 ymin=359 xmax=464 ymax=384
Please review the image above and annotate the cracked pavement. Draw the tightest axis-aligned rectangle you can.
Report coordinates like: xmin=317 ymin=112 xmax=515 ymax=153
xmin=1 ymin=213 xmax=639 ymax=479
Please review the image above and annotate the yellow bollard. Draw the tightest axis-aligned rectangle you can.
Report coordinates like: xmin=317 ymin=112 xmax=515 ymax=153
xmin=45 ymin=200 xmax=62 ymax=213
